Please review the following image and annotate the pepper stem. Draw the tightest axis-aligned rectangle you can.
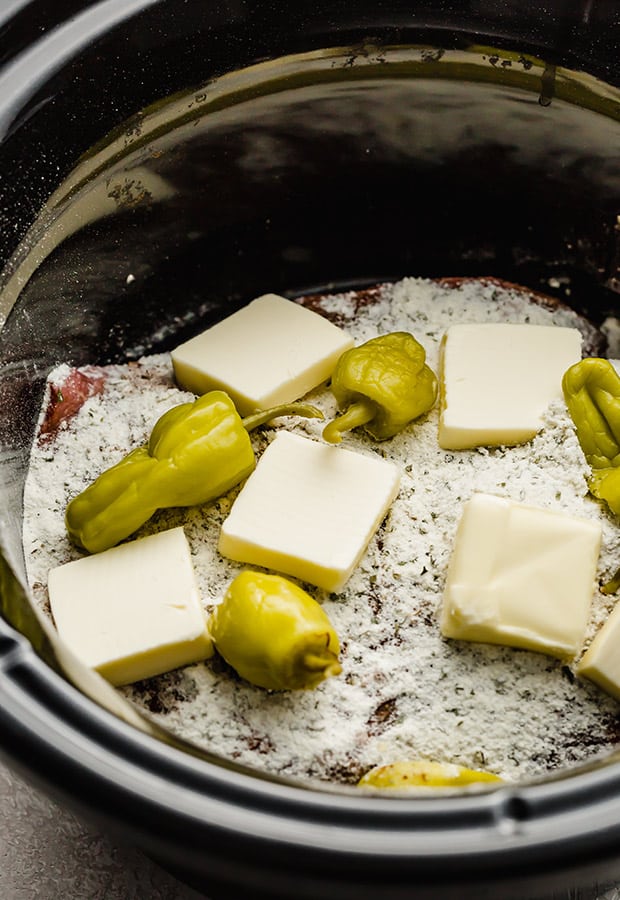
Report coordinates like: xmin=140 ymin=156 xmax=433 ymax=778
xmin=301 ymin=651 xmax=343 ymax=689
xmin=305 ymin=654 xmax=342 ymax=673
xmin=322 ymin=398 xmax=376 ymax=444
xmin=241 ymin=401 xmax=323 ymax=432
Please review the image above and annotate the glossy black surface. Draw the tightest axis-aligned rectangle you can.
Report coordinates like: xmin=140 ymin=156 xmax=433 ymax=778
xmin=0 ymin=2 xmax=619 ymax=898
xmin=1 ymin=0 xmax=619 ymax=267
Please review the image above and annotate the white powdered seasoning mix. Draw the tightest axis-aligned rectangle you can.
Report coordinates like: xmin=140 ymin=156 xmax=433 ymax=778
xmin=23 ymin=278 xmax=620 ymax=787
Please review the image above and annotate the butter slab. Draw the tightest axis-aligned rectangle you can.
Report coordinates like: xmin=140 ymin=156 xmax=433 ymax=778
xmin=218 ymin=431 xmax=401 ymax=592
xmin=171 ymin=293 xmax=354 ymax=415
xmin=440 ymin=493 xmax=601 ymax=659
xmin=48 ymin=527 xmax=213 ymax=685
xmin=438 ymin=323 xmax=582 ymax=449
xmin=577 ymin=604 xmax=620 ymax=701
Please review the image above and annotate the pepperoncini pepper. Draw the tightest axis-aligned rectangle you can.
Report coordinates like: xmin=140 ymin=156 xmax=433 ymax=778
xmin=209 ymin=571 xmax=341 ymax=690
xmin=562 ymin=358 xmax=620 ymax=594
xmin=322 ymin=332 xmax=438 ymax=444
xmin=357 ymin=760 xmax=503 ymax=790
xmin=562 ymin=358 xmax=620 ymax=517
xmin=66 ymin=391 xmax=323 ymax=554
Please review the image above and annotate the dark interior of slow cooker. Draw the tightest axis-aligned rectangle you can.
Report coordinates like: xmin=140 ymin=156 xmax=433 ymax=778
xmin=0 ymin=1 xmax=619 ymax=791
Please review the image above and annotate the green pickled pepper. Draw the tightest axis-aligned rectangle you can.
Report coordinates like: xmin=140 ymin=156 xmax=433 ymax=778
xmin=562 ymin=357 xmax=620 ymax=593
xmin=209 ymin=571 xmax=341 ymax=691
xmin=66 ymin=391 xmax=323 ymax=554
xmin=562 ymin=358 xmax=620 ymax=471
xmin=562 ymin=358 xmax=620 ymax=517
xmin=322 ymin=331 xmax=438 ymax=444
xmin=358 ymin=760 xmax=502 ymax=790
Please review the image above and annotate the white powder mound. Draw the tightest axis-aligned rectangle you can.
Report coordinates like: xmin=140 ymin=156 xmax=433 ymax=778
xmin=22 ymin=277 xmax=620 ymax=788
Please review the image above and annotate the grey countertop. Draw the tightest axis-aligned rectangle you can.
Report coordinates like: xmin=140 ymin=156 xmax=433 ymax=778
xmin=0 ymin=760 xmax=207 ymax=900
xmin=3 ymin=755 xmax=620 ymax=900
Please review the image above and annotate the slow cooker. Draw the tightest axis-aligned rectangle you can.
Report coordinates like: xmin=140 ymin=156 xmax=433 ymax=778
xmin=1 ymin=2 xmax=619 ymax=898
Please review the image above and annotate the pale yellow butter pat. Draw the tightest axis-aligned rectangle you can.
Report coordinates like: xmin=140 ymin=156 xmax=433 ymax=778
xmin=440 ymin=493 xmax=601 ymax=659
xmin=171 ymin=293 xmax=354 ymax=415
xmin=438 ymin=323 xmax=582 ymax=449
xmin=218 ymin=432 xmax=401 ymax=592
xmin=48 ymin=527 xmax=213 ymax=686
xmin=577 ymin=605 xmax=620 ymax=701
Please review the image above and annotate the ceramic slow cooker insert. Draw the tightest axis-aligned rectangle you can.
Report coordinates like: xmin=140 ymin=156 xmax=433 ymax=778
xmin=0 ymin=2 xmax=619 ymax=898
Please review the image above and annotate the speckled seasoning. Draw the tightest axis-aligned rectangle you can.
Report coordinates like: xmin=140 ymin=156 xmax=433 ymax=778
xmin=22 ymin=277 xmax=620 ymax=787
